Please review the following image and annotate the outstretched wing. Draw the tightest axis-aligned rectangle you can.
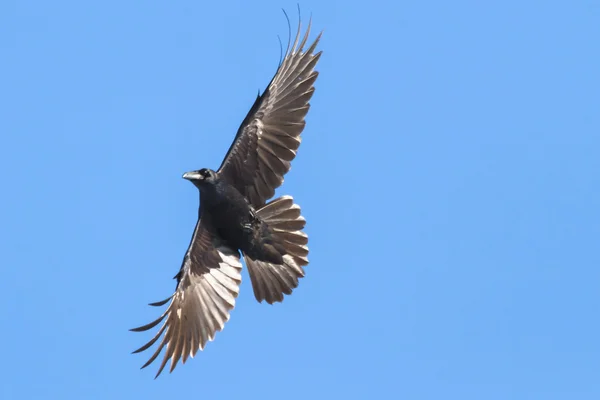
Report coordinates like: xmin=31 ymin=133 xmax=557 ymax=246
xmin=217 ymin=19 xmax=322 ymax=208
xmin=130 ymin=213 xmax=242 ymax=378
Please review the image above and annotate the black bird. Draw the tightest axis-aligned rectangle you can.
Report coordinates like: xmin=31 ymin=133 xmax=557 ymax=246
xmin=131 ymin=19 xmax=322 ymax=378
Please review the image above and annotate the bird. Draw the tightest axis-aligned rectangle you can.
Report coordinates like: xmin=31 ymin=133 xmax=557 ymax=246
xmin=130 ymin=17 xmax=322 ymax=378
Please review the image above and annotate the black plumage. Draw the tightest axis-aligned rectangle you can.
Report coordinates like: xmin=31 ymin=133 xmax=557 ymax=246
xmin=131 ymin=18 xmax=322 ymax=378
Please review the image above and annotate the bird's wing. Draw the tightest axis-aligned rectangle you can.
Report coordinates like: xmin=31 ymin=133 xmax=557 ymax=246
xmin=217 ymin=19 xmax=322 ymax=208
xmin=131 ymin=212 xmax=242 ymax=378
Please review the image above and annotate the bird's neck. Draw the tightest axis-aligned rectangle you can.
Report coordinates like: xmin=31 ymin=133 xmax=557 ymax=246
xmin=198 ymin=183 xmax=225 ymax=209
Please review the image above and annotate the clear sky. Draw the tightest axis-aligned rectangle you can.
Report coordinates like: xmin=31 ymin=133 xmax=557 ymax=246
xmin=1 ymin=1 xmax=599 ymax=399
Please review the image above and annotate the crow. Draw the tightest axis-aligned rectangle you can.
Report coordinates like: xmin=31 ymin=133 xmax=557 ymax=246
xmin=131 ymin=18 xmax=322 ymax=378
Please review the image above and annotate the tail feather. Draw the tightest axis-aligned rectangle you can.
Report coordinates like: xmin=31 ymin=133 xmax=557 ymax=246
xmin=268 ymin=216 xmax=306 ymax=231
xmin=244 ymin=196 xmax=309 ymax=304
xmin=273 ymin=229 xmax=308 ymax=245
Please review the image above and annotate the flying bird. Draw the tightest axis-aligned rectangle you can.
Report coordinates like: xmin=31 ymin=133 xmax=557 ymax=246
xmin=131 ymin=18 xmax=322 ymax=378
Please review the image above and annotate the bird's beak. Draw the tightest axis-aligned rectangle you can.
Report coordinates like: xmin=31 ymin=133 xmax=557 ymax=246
xmin=182 ymin=171 xmax=202 ymax=181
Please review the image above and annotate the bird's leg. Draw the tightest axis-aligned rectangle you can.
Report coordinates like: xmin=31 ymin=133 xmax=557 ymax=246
xmin=242 ymin=223 xmax=253 ymax=233
xmin=248 ymin=205 xmax=257 ymax=219
xmin=242 ymin=206 xmax=258 ymax=234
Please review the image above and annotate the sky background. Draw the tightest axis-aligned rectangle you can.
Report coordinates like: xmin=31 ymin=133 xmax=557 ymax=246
xmin=1 ymin=1 xmax=599 ymax=399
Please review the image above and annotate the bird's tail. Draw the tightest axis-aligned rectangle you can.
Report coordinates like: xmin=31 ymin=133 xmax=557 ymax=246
xmin=243 ymin=195 xmax=309 ymax=304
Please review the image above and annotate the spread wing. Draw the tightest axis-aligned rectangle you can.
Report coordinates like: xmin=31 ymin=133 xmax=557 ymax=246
xmin=130 ymin=212 xmax=242 ymax=378
xmin=217 ymin=19 xmax=322 ymax=208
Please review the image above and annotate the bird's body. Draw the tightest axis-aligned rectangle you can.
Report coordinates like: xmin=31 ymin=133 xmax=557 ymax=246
xmin=132 ymin=16 xmax=322 ymax=378
xmin=195 ymin=172 xmax=255 ymax=248
xmin=194 ymin=169 xmax=284 ymax=264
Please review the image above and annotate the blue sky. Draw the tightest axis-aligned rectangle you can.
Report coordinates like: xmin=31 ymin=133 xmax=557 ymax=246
xmin=1 ymin=1 xmax=599 ymax=399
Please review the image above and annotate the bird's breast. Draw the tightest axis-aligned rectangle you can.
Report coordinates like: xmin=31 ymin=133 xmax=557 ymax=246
xmin=202 ymin=183 xmax=255 ymax=250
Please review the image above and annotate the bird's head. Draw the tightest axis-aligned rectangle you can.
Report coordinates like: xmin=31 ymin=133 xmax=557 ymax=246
xmin=182 ymin=168 xmax=217 ymax=188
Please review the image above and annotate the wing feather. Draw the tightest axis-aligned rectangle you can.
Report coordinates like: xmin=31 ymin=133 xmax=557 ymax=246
xmin=217 ymin=18 xmax=322 ymax=208
xmin=130 ymin=213 xmax=242 ymax=378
